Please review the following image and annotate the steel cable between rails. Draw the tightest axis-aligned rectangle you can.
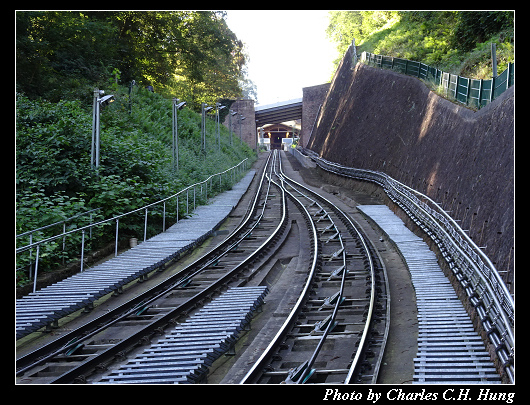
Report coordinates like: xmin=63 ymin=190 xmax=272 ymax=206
xmin=273 ymin=153 xmax=347 ymax=384
xmin=275 ymin=151 xmax=377 ymax=383
xmin=17 ymin=154 xmax=275 ymax=377
xmin=240 ymin=150 xmax=380 ymax=384
xmin=239 ymin=152 xmax=319 ymax=384
xmin=49 ymin=155 xmax=288 ymax=383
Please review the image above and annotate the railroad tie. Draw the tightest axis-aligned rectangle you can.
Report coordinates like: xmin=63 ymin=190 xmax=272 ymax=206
xmin=97 ymin=286 xmax=268 ymax=384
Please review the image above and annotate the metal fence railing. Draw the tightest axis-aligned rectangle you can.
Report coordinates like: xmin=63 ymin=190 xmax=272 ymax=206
xmin=16 ymin=158 xmax=250 ymax=293
xmin=361 ymin=51 xmax=514 ymax=109
xmin=297 ymin=147 xmax=514 ymax=383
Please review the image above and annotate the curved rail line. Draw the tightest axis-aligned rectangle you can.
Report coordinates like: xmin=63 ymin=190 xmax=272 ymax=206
xmin=16 ymin=153 xmax=287 ymax=383
xmin=18 ymin=150 xmax=391 ymax=384
xmin=240 ymin=151 xmax=389 ymax=384
xmin=297 ymin=147 xmax=514 ymax=383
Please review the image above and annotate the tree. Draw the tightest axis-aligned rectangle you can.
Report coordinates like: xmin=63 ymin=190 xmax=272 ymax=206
xmin=326 ymin=11 xmax=399 ymax=65
xmin=16 ymin=11 xmax=248 ymax=106
xmin=450 ymin=11 xmax=514 ymax=52
xmin=16 ymin=11 xmax=118 ymax=101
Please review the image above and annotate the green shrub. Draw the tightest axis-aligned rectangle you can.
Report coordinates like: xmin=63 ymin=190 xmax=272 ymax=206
xmin=16 ymin=88 xmax=255 ymax=286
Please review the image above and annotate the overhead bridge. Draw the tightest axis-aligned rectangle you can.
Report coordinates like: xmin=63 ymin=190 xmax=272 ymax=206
xmin=255 ymin=98 xmax=302 ymax=126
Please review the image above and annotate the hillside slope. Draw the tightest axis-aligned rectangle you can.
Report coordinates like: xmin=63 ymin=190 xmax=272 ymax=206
xmin=307 ymin=47 xmax=514 ymax=288
xmin=327 ymin=11 xmax=514 ymax=79
xmin=16 ymin=88 xmax=255 ymax=286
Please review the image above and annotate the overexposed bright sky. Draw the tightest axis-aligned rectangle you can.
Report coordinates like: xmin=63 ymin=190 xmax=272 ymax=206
xmin=224 ymin=10 xmax=338 ymax=106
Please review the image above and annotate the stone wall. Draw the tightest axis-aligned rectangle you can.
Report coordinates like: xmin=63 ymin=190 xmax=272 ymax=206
xmin=224 ymin=99 xmax=257 ymax=150
xmin=301 ymin=83 xmax=330 ymax=147
xmin=307 ymin=47 xmax=514 ymax=290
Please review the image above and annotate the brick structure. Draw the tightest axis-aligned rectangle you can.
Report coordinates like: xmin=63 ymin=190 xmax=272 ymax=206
xmin=225 ymin=90 xmax=329 ymax=150
xmin=223 ymin=99 xmax=257 ymax=150
xmin=301 ymin=83 xmax=330 ymax=147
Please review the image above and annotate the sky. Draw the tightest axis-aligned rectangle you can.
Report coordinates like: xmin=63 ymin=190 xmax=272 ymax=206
xmin=224 ymin=10 xmax=338 ymax=107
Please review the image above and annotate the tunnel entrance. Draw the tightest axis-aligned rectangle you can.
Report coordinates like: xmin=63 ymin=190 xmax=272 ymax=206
xmin=262 ymin=123 xmax=298 ymax=150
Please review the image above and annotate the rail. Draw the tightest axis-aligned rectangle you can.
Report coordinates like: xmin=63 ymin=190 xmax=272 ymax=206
xmin=298 ymin=147 xmax=514 ymax=383
xmin=239 ymin=152 xmax=319 ymax=384
xmin=276 ymin=151 xmax=379 ymax=383
xmin=240 ymin=151 xmax=387 ymax=384
xmin=16 ymin=158 xmax=249 ymax=292
xmin=17 ymin=154 xmax=282 ymax=381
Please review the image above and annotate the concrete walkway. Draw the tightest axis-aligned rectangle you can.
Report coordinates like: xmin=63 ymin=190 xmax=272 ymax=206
xmin=16 ymin=170 xmax=256 ymax=339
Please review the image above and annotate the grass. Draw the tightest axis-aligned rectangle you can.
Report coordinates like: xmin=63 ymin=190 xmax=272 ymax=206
xmin=357 ymin=17 xmax=514 ymax=80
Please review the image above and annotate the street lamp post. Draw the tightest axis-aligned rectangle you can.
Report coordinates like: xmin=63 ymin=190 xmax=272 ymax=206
xmin=229 ymin=110 xmax=237 ymax=146
xmin=172 ymin=98 xmax=187 ymax=171
xmin=216 ymin=103 xmax=226 ymax=151
xmin=201 ymin=103 xmax=213 ymax=154
xmin=91 ymin=88 xmax=115 ymax=170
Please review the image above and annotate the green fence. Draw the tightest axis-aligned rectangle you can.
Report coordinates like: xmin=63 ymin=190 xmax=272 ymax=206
xmin=361 ymin=51 xmax=514 ymax=109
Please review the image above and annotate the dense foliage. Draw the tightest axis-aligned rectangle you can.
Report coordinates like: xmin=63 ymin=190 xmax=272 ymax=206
xmin=326 ymin=11 xmax=514 ymax=79
xmin=16 ymin=86 xmax=256 ymax=285
xmin=16 ymin=11 xmax=256 ymax=109
xmin=16 ymin=11 xmax=260 ymax=287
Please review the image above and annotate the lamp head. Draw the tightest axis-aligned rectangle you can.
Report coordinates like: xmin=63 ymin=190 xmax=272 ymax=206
xmin=99 ymin=94 xmax=115 ymax=107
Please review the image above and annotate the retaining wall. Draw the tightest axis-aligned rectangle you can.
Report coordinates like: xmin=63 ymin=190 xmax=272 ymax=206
xmin=307 ymin=47 xmax=514 ymax=289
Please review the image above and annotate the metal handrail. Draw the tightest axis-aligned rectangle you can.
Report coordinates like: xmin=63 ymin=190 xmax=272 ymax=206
xmin=16 ymin=158 xmax=249 ymax=293
xmin=301 ymin=148 xmax=514 ymax=382
xmin=16 ymin=158 xmax=248 ymax=254
xmin=16 ymin=208 xmax=102 ymax=239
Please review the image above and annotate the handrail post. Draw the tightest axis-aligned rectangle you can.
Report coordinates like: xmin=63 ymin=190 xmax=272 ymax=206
xmin=29 ymin=233 xmax=33 ymax=281
xmin=80 ymin=230 xmax=85 ymax=272
xmin=33 ymin=245 xmax=39 ymax=293
xmin=162 ymin=201 xmax=166 ymax=232
xmin=62 ymin=222 xmax=66 ymax=264
xmin=144 ymin=208 xmax=148 ymax=242
xmin=115 ymin=219 xmax=119 ymax=257
xmin=89 ymin=212 xmax=93 ymax=239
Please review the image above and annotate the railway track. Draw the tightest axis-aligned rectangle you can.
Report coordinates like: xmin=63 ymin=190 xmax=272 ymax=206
xmin=17 ymin=151 xmax=390 ymax=384
xmin=16 ymin=151 xmax=392 ymax=384
xmin=240 ymin=151 xmax=389 ymax=384
xmin=298 ymin=147 xmax=513 ymax=383
xmin=16 ymin=153 xmax=287 ymax=383
xmin=18 ymin=149 xmax=509 ymax=384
